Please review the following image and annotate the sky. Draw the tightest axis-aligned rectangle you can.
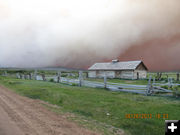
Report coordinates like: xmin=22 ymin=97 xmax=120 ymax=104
xmin=0 ymin=0 xmax=180 ymax=71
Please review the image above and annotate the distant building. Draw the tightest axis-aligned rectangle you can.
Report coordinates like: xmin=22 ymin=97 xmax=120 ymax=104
xmin=88 ymin=60 xmax=148 ymax=79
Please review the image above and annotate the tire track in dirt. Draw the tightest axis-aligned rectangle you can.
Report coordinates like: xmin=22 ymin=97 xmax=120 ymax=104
xmin=0 ymin=96 xmax=39 ymax=135
xmin=0 ymin=85 xmax=99 ymax=135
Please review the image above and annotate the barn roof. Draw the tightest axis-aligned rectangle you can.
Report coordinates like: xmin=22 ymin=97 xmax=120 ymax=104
xmin=88 ymin=60 xmax=147 ymax=71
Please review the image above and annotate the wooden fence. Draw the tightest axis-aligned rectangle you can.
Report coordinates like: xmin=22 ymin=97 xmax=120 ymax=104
xmin=1 ymin=71 xmax=179 ymax=96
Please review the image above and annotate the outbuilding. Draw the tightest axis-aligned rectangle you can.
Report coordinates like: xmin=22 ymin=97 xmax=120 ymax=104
xmin=88 ymin=60 xmax=148 ymax=79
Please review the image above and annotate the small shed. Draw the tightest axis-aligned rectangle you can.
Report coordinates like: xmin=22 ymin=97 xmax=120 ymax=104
xmin=88 ymin=60 xmax=148 ymax=79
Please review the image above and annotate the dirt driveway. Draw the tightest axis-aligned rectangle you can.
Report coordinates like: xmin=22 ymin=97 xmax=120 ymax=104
xmin=0 ymin=85 xmax=99 ymax=135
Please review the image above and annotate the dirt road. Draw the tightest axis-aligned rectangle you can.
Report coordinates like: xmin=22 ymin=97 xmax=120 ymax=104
xmin=0 ymin=85 xmax=99 ymax=135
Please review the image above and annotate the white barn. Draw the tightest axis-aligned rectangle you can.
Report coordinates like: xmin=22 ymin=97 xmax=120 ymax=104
xmin=88 ymin=60 xmax=148 ymax=79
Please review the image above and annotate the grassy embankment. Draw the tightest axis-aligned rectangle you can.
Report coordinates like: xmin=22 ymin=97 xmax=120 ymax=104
xmin=0 ymin=76 xmax=180 ymax=135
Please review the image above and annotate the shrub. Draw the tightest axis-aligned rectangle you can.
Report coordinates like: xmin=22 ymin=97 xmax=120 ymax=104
xmin=71 ymin=83 xmax=78 ymax=86
xmin=8 ymin=81 xmax=22 ymax=85
xmin=58 ymin=98 xmax=63 ymax=104
xmin=49 ymin=78 xmax=54 ymax=82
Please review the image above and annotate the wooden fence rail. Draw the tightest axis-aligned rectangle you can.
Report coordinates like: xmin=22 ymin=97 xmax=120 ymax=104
xmin=1 ymin=71 xmax=179 ymax=96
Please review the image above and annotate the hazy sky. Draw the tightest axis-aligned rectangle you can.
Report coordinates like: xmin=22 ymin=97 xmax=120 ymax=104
xmin=0 ymin=0 xmax=180 ymax=70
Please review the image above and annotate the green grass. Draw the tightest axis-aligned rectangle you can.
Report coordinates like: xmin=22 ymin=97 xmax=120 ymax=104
xmin=85 ymin=78 xmax=148 ymax=85
xmin=0 ymin=76 xmax=180 ymax=135
xmin=85 ymin=72 xmax=180 ymax=85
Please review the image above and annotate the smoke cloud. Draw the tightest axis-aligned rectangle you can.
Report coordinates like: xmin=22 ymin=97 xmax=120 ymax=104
xmin=0 ymin=0 xmax=180 ymax=70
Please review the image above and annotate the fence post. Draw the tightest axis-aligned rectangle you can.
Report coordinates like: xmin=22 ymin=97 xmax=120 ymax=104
xmin=86 ymin=72 xmax=88 ymax=78
xmin=24 ymin=74 xmax=26 ymax=79
xmin=4 ymin=71 xmax=7 ymax=76
xmin=177 ymin=73 xmax=179 ymax=81
xmin=79 ymin=71 xmax=83 ymax=87
xmin=104 ymin=75 xmax=107 ymax=89
xmin=153 ymin=77 xmax=156 ymax=84
xmin=42 ymin=74 xmax=46 ymax=81
xmin=57 ymin=71 xmax=61 ymax=83
xmin=29 ymin=73 xmax=32 ymax=80
xmin=146 ymin=76 xmax=153 ymax=96
xmin=16 ymin=73 xmax=19 ymax=79
xmin=168 ymin=78 xmax=172 ymax=87
xmin=34 ymin=70 xmax=37 ymax=80
xmin=168 ymin=78 xmax=173 ymax=88
xmin=19 ymin=73 xmax=22 ymax=79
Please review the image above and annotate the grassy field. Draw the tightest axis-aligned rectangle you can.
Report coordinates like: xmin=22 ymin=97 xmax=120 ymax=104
xmin=85 ymin=72 xmax=180 ymax=85
xmin=85 ymin=78 xmax=148 ymax=85
xmin=0 ymin=76 xmax=180 ymax=135
xmin=1 ymin=69 xmax=179 ymax=85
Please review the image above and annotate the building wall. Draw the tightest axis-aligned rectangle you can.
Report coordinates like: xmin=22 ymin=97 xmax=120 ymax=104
xmin=88 ymin=70 xmax=134 ymax=79
xmin=88 ymin=70 xmax=147 ymax=79
xmin=88 ymin=71 xmax=96 ymax=78
xmin=88 ymin=71 xmax=116 ymax=78
xmin=134 ymin=63 xmax=147 ymax=79
xmin=115 ymin=71 xmax=122 ymax=78
xmin=134 ymin=70 xmax=147 ymax=79
xmin=119 ymin=70 xmax=134 ymax=79
xmin=96 ymin=71 xmax=115 ymax=78
xmin=136 ymin=63 xmax=147 ymax=70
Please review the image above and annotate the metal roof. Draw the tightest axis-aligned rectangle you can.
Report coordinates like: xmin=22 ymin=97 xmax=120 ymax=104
xmin=88 ymin=60 xmax=144 ymax=70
